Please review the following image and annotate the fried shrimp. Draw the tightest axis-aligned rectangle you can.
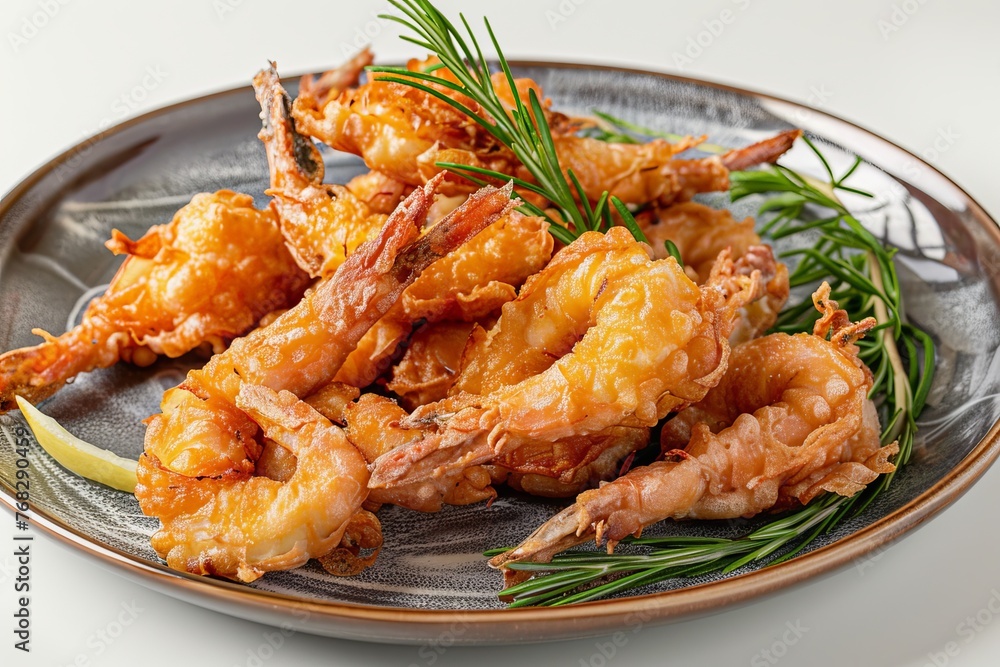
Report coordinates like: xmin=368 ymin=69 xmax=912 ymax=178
xmin=639 ymin=202 xmax=789 ymax=342
xmin=369 ymin=227 xmax=761 ymax=495
xmin=333 ymin=210 xmax=552 ymax=390
xmin=255 ymin=64 xmax=389 ymax=280
xmin=490 ymin=284 xmax=896 ymax=569
xmin=135 ymin=177 xmax=515 ymax=580
xmin=343 ymin=393 xmax=496 ymax=512
xmin=385 ymin=320 xmax=479 ymax=410
xmin=292 ymin=55 xmax=800 ymax=207
xmin=137 ymin=384 xmax=369 ymax=582
xmin=292 ymin=56 xmax=558 ymax=197
xmin=545 ymin=128 xmax=801 ymax=207
xmin=640 ymin=202 xmax=762 ymax=282
xmin=0 ymin=190 xmax=310 ymax=413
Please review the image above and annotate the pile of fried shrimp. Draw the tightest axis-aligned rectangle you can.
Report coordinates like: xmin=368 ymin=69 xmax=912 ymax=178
xmin=0 ymin=51 xmax=897 ymax=587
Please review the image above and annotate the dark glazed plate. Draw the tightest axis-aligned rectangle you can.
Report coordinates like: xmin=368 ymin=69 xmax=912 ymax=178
xmin=0 ymin=63 xmax=998 ymax=644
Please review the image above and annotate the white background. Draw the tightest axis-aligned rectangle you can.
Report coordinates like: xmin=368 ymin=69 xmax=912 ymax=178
xmin=2 ymin=0 xmax=1000 ymax=665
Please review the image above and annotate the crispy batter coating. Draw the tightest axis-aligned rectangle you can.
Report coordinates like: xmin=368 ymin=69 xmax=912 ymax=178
xmin=293 ymin=55 xmax=799 ymax=207
xmin=334 ymin=210 xmax=552 ymax=389
xmin=491 ymin=284 xmax=894 ymax=570
xmin=0 ymin=190 xmax=310 ymax=413
xmin=136 ymin=178 xmax=514 ymax=581
xmin=369 ymin=228 xmax=761 ymax=498
xmin=386 ymin=320 xmax=478 ymax=411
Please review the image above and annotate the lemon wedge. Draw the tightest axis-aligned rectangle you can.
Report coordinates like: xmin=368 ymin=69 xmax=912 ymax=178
xmin=15 ymin=396 xmax=138 ymax=493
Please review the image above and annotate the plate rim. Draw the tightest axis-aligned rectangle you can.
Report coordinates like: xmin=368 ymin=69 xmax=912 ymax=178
xmin=1 ymin=59 xmax=999 ymax=644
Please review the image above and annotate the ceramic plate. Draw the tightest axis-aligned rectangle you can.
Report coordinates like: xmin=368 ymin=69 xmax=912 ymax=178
xmin=1 ymin=63 xmax=999 ymax=644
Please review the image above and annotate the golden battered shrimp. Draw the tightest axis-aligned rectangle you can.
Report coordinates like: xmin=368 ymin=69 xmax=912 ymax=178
xmin=369 ymin=227 xmax=760 ymax=493
xmin=293 ymin=55 xmax=801 ymax=207
xmin=344 ymin=170 xmax=411 ymax=215
xmin=638 ymin=202 xmax=789 ymax=342
xmin=490 ymin=284 xmax=896 ymax=569
xmin=386 ymin=320 xmax=479 ymax=411
xmin=136 ymin=178 xmax=515 ymax=580
xmin=136 ymin=384 xmax=369 ymax=582
xmin=292 ymin=56 xmax=557 ymax=196
xmin=487 ymin=427 xmax=649 ymax=498
xmin=0 ymin=191 xmax=310 ymax=413
xmin=255 ymin=64 xmax=389 ymax=280
xmin=639 ymin=202 xmax=762 ymax=282
xmin=549 ymin=129 xmax=801 ymax=207
xmin=452 ymin=227 xmax=656 ymax=398
xmin=333 ymin=210 xmax=552 ymax=390
xmin=343 ymin=393 xmax=495 ymax=512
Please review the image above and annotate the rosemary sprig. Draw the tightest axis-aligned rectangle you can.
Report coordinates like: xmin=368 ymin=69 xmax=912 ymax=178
xmin=372 ymin=0 xmax=648 ymax=244
xmin=494 ymin=137 xmax=934 ymax=607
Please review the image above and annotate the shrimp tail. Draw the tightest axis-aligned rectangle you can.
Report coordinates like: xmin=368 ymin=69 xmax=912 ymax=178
xmin=298 ymin=48 xmax=373 ymax=110
xmin=344 ymin=394 xmax=498 ymax=512
xmin=0 ymin=325 xmax=127 ymax=413
xmin=367 ymin=399 xmax=498 ymax=489
xmin=367 ymin=428 xmax=494 ymax=489
xmin=254 ymin=63 xmax=324 ymax=191
xmin=490 ymin=457 xmax=709 ymax=571
xmin=811 ymin=282 xmax=877 ymax=349
xmin=721 ymin=129 xmax=802 ymax=172
xmin=390 ymin=181 xmax=516 ymax=286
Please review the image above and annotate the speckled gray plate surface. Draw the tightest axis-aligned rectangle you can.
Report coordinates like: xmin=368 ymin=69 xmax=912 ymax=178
xmin=1 ymin=63 xmax=999 ymax=644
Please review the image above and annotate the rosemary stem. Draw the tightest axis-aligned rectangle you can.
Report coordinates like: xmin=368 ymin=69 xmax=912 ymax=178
xmin=867 ymin=250 xmax=912 ymax=429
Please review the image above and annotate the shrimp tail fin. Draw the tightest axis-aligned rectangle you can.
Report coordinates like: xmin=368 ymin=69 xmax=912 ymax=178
xmin=721 ymin=129 xmax=802 ymax=172
xmin=367 ymin=416 xmax=495 ymax=489
xmin=0 ymin=326 xmax=124 ymax=413
xmin=389 ymin=180 xmax=516 ymax=286
xmin=811 ymin=282 xmax=877 ymax=349
xmin=298 ymin=48 xmax=373 ymax=110
xmin=490 ymin=457 xmax=709 ymax=570
xmin=254 ymin=63 xmax=325 ymax=191
xmin=0 ymin=338 xmax=64 ymax=412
